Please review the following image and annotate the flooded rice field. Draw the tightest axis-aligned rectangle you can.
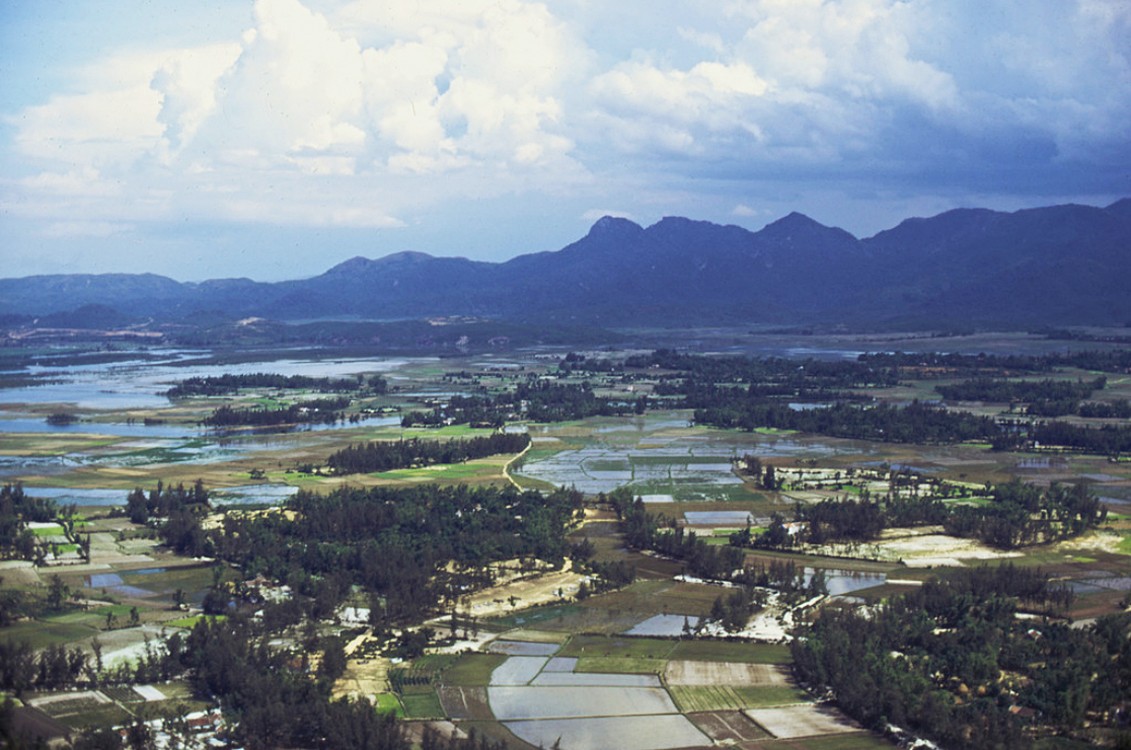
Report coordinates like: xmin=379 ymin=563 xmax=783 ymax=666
xmin=514 ymin=413 xmax=871 ymax=497
xmin=16 ymin=483 xmax=297 ymax=507
xmin=4 ymin=349 xmax=419 ymax=410
xmin=505 ymin=714 xmax=709 ymax=750
xmin=625 ymin=614 xmax=704 ymax=637
xmin=482 ymin=640 xmax=713 ymax=749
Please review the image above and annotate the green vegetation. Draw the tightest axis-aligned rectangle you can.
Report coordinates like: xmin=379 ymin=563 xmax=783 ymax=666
xmin=669 ymin=639 xmax=791 ymax=664
xmin=669 ymin=684 xmax=805 ymax=711
xmin=326 ymin=433 xmax=529 ymax=474
xmin=441 ymin=654 xmax=507 ymax=686
xmin=374 ymin=692 xmax=404 ymax=717
xmin=399 ymin=690 xmax=443 ymax=719
xmin=6 ymin=341 xmax=1131 ymax=748
xmin=792 ymin=565 xmax=1128 ymax=749
xmin=167 ymin=372 xmax=386 ymax=398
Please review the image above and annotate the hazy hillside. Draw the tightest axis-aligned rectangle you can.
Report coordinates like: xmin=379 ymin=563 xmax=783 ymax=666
xmin=2 ymin=199 xmax=1128 ymax=329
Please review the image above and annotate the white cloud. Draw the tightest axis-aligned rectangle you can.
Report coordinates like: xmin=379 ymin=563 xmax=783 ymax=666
xmin=12 ymin=86 xmax=164 ymax=168
xmin=581 ymin=208 xmax=637 ymax=222
xmin=194 ymin=0 xmax=366 ymax=160
xmin=2 ymin=0 xmax=1129 ymax=272
xmin=731 ymin=204 xmax=763 ymax=217
xmin=41 ymin=221 xmax=134 ymax=239
xmin=20 ymin=168 xmax=117 ymax=197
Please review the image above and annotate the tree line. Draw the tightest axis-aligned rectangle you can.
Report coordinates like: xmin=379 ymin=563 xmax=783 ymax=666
xmin=0 ymin=483 xmax=56 ymax=562
xmin=731 ymin=477 xmax=1105 ymax=551
xmin=167 ymin=372 xmax=386 ymax=398
xmin=792 ymin=564 xmax=1126 ymax=749
xmin=400 ymin=381 xmax=645 ymax=428
xmin=325 ymin=433 xmax=529 ymax=474
xmin=203 ymin=397 xmax=350 ymax=427
xmin=210 ymin=483 xmax=583 ymax=626
xmin=125 ymin=480 xmax=212 ymax=557
xmin=695 ymin=400 xmax=997 ymax=444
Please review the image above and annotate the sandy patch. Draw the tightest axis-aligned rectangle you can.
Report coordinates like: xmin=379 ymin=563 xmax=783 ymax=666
xmin=745 ymin=703 xmax=859 ymax=738
xmin=461 ymin=559 xmax=585 ymax=619
xmin=664 ymin=661 xmax=790 ymax=687
xmin=874 ymin=530 xmax=1023 ymax=567
xmin=333 ymin=643 xmax=392 ymax=701
xmin=28 ymin=690 xmax=110 ymax=708
xmin=133 ymin=685 xmax=165 ymax=701
xmin=0 ymin=560 xmax=42 ymax=585
xmin=1055 ymin=528 xmax=1125 ymax=555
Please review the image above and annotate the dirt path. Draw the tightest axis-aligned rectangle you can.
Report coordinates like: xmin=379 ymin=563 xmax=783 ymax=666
xmin=502 ymin=441 xmax=532 ymax=490
xmin=333 ymin=634 xmax=392 ymax=701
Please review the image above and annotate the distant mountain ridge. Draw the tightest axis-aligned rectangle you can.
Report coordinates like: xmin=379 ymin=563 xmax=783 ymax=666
xmin=2 ymin=199 xmax=1129 ymax=329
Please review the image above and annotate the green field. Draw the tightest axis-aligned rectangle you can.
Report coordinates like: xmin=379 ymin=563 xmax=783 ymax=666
xmin=670 ymin=639 xmax=793 ymax=665
xmin=374 ymin=692 xmax=404 ymax=717
xmin=0 ymin=620 xmax=97 ymax=648
xmin=165 ymin=614 xmax=227 ymax=629
xmin=399 ymin=690 xmax=444 ymax=719
xmin=441 ymin=653 xmax=507 ymax=686
xmin=669 ymin=684 xmax=806 ymax=711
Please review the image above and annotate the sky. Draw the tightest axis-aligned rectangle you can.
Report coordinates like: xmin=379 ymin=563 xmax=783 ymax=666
xmin=1 ymin=0 xmax=1129 ymax=281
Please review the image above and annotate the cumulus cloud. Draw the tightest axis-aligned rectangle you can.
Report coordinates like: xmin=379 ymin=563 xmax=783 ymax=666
xmin=2 ymin=0 xmax=1129 ymax=270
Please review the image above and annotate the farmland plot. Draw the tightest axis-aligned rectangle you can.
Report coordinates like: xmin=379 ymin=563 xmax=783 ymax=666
xmin=488 ymin=685 xmax=679 ymax=720
xmin=486 ymin=640 xmax=560 ymax=656
xmin=504 ymin=715 xmax=709 ymax=750
xmin=664 ymin=660 xmax=790 ymax=686
xmin=625 ymin=613 xmax=703 ymax=636
xmin=745 ymin=703 xmax=860 ymax=738
xmin=489 ymin=656 xmax=548 ymax=686
xmin=437 ymin=686 xmax=493 ymax=721
xmin=688 ymin=710 xmax=772 ymax=743
xmin=530 ymin=672 xmax=661 ymax=687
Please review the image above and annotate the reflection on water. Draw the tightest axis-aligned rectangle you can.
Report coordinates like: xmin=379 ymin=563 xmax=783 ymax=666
xmin=84 ymin=573 xmax=153 ymax=598
xmin=3 ymin=349 xmax=419 ymax=410
xmin=18 ymin=483 xmax=297 ymax=507
xmin=517 ymin=415 xmax=866 ymax=496
xmin=818 ymin=568 xmax=887 ymax=596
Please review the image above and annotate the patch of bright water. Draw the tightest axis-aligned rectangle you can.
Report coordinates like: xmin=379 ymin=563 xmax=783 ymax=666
xmin=624 ymin=614 xmax=703 ymax=637
xmin=84 ymin=573 xmax=153 ymax=598
xmin=19 ymin=484 xmax=297 ymax=508
xmin=684 ymin=511 xmax=755 ymax=526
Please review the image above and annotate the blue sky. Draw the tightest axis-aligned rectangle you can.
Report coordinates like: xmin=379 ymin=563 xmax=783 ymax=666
xmin=2 ymin=0 xmax=1129 ymax=281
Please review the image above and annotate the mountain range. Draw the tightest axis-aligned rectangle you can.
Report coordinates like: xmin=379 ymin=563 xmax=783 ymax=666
xmin=3 ymin=199 xmax=1130 ymax=330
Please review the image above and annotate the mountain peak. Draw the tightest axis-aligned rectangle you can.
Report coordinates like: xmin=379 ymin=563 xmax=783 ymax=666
xmin=325 ymin=256 xmax=376 ymax=275
xmin=376 ymin=250 xmax=435 ymax=264
xmin=757 ymin=212 xmax=859 ymax=247
xmin=763 ymin=211 xmax=828 ymax=233
xmin=324 ymin=252 xmax=436 ymax=276
xmin=587 ymin=215 xmax=644 ymax=237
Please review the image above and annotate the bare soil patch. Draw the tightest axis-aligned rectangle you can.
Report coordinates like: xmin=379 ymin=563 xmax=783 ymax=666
xmin=745 ymin=703 xmax=859 ymax=739
xmin=688 ymin=710 xmax=772 ymax=743
xmin=437 ymin=685 xmax=493 ymax=720
xmin=664 ymin=661 xmax=790 ymax=686
xmin=461 ymin=559 xmax=584 ymax=619
xmin=0 ymin=560 xmax=42 ymax=585
xmin=333 ymin=651 xmax=391 ymax=701
xmin=874 ymin=529 xmax=1022 ymax=567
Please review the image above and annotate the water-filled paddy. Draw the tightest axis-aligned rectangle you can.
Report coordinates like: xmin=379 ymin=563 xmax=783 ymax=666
xmin=488 ymin=685 xmax=679 ymax=720
xmin=3 ymin=350 xmax=419 ymax=410
xmin=624 ymin=614 xmax=704 ymax=637
xmin=505 ymin=715 xmax=709 ymax=750
xmin=17 ymin=483 xmax=297 ymax=507
xmin=515 ymin=413 xmax=863 ymax=497
xmin=684 ymin=511 xmax=755 ymax=526
xmin=489 ymin=657 xmax=548 ymax=686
